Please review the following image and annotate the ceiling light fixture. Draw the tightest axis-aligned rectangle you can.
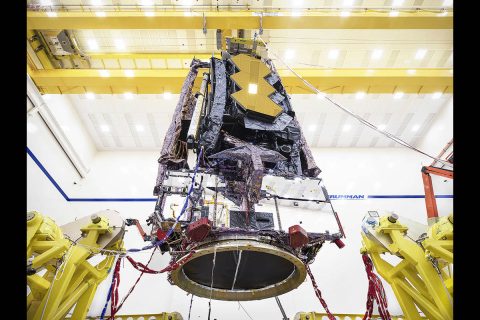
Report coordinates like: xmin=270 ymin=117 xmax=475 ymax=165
xmin=140 ymin=0 xmax=154 ymax=6
xmin=124 ymin=69 xmax=134 ymax=77
xmin=355 ymin=91 xmax=366 ymax=99
xmin=328 ymin=49 xmax=339 ymax=60
xmin=432 ymin=92 xmax=442 ymax=99
xmin=407 ymin=69 xmax=416 ymax=75
xmin=340 ymin=11 xmax=351 ymax=17
xmin=124 ymin=92 xmax=134 ymax=99
xmin=85 ymin=92 xmax=95 ymax=100
xmin=114 ymin=39 xmax=126 ymax=50
xmin=164 ymin=91 xmax=172 ymax=100
xmin=412 ymin=124 xmax=420 ymax=132
xmin=291 ymin=11 xmax=302 ymax=17
xmin=91 ymin=0 xmax=102 ymax=5
xmin=393 ymin=92 xmax=404 ymax=99
xmin=95 ymin=11 xmax=106 ymax=17
xmin=371 ymin=49 xmax=383 ymax=60
xmin=88 ymin=39 xmax=99 ymax=50
xmin=145 ymin=11 xmax=155 ymax=16
xmin=392 ymin=0 xmax=404 ymax=6
xmin=389 ymin=10 xmax=399 ymax=17
xmin=99 ymin=70 xmax=110 ymax=77
xmin=443 ymin=0 xmax=453 ymax=6
xmin=343 ymin=0 xmax=354 ymax=6
xmin=415 ymin=49 xmax=427 ymax=60
xmin=284 ymin=49 xmax=295 ymax=60
xmin=46 ymin=11 xmax=57 ymax=17
xmin=316 ymin=92 xmax=326 ymax=99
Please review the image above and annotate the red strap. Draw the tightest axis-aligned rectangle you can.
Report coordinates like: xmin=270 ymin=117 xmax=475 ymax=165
xmin=109 ymin=257 xmax=122 ymax=319
xmin=362 ymin=254 xmax=391 ymax=320
xmin=305 ymin=264 xmax=336 ymax=320
xmin=126 ymin=250 xmax=196 ymax=274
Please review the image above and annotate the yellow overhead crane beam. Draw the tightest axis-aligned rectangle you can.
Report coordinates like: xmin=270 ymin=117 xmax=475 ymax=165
xmin=27 ymin=10 xmax=452 ymax=30
xmin=28 ymin=67 xmax=452 ymax=94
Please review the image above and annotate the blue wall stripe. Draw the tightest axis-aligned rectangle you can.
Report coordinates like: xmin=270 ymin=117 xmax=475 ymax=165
xmin=27 ymin=146 xmax=70 ymax=201
xmin=368 ymin=195 xmax=453 ymax=199
xmin=69 ymin=198 xmax=156 ymax=202
xmin=27 ymin=147 xmax=453 ymax=202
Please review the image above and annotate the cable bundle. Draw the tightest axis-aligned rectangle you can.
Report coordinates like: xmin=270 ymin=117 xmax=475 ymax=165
xmin=362 ymin=254 xmax=391 ymax=320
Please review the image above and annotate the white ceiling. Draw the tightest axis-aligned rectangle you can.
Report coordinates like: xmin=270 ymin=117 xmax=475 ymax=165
xmin=67 ymin=93 xmax=451 ymax=150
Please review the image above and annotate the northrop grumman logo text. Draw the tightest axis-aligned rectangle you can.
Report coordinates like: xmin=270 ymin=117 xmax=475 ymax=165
xmin=329 ymin=194 xmax=365 ymax=200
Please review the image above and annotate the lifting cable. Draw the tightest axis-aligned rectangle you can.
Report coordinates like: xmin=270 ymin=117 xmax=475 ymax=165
xmin=188 ymin=294 xmax=194 ymax=320
xmin=256 ymin=36 xmax=453 ymax=169
xmin=99 ymin=149 xmax=205 ymax=318
xmin=305 ymin=264 xmax=336 ymax=320
xmin=362 ymin=254 xmax=391 ymax=320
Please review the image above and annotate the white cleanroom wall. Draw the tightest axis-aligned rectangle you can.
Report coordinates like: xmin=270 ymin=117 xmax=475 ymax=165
xmin=27 ymin=94 xmax=452 ymax=318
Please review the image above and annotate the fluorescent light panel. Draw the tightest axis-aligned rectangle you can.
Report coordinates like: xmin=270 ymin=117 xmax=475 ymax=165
xmin=328 ymin=49 xmax=339 ymax=60
xmin=284 ymin=49 xmax=295 ymax=60
xmin=432 ymin=92 xmax=442 ymax=99
xmin=371 ymin=49 xmax=383 ymax=60
xmin=46 ymin=11 xmax=57 ymax=17
xmin=389 ymin=10 xmax=399 ymax=17
xmin=115 ymin=39 xmax=126 ymax=50
xmin=85 ymin=92 xmax=95 ymax=100
xmin=393 ymin=92 xmax=404 ymax=99
xmin=355 ymin=91 xmax=365 ymax=99
xmin=124 ymin=92 xmax=134 ymax=99
xmin=88 ymin=39 xmax=99 ymax=50
xmin=99 ymin=70 xmax=110 ymax=77
xmin=415 ymin=49 xmax=427 ymax=60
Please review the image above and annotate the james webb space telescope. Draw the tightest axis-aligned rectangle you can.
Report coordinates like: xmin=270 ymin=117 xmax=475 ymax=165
xmin=129 ymin=38 xmax=345 ymax=301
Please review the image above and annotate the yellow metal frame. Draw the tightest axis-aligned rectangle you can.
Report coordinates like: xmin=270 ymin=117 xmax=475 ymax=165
xmin=71 ymin=312 xmax=183 ymax=320
xmin=360 ymin=215 xmax=453 ymax=320
xmin=27 ymin=67 xmax=452 ymax=95
xmin=27 ymin=10 xmax=452 ymax=30
xmin=294 ymin=312 xmax=426 ymax=319
xmin=27 ymin=211 xmax=125 ymax=320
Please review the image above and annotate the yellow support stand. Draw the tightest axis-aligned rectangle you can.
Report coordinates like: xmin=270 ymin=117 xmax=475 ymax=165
xmin=27 ymin=211 xmax=125 ymax=320
xmin=360 ymin=214 xmax=453 ymax=320
xmin=294 ymin=312 xmax=425 ymax=320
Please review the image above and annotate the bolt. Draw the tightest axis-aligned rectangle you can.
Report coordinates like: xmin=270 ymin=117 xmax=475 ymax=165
xmin=27 ymin=212 xmax=35 ymax=221
xmin=366 ymin=217 xmax=376 ymax=225
xmin=388 ymin=213 xmax=399 ymax=223
xmin=448 ymin=214 xmax=453 ymax=224
xmin=91 ymin=214 xmax=101 ymax=224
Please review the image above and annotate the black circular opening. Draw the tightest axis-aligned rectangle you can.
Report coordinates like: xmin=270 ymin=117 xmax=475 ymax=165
xmin=183 ymin=250 xmax=295 ymax=290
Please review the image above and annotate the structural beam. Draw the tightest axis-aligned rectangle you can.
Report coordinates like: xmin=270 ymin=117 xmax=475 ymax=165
xmin=27 ymin=11 xmax=452 ymax=30
xmin=87 ymin=53 xmax=218 ymax=60
xmin=28 ymin=68 xmax=452 ymax=94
